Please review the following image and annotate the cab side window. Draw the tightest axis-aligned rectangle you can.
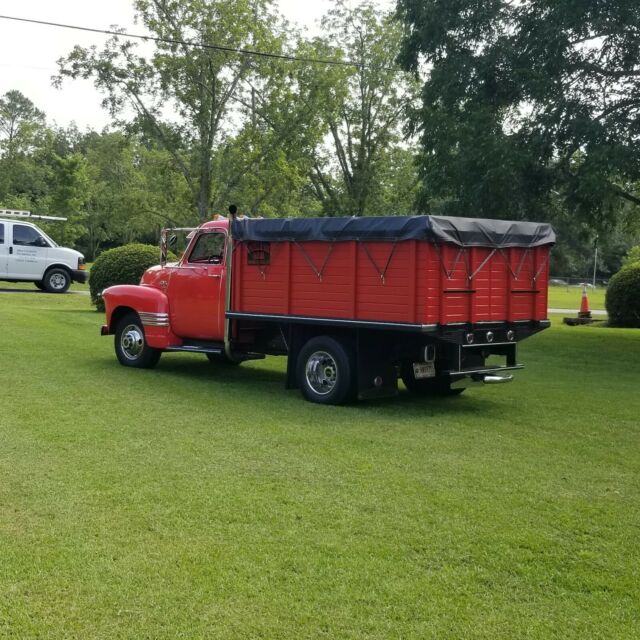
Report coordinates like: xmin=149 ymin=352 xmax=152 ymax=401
xmin=188 ymin=233 xmax=225 ymax=264
xmin=13 ymin=224 xmax=46 ymax=247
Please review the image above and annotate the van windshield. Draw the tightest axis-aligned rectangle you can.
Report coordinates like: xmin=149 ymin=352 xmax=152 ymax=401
xmin=38 ymin=228 xmax=58 ymax=248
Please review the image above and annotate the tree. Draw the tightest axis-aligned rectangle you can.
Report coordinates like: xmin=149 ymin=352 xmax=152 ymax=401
xmin=79 ymin=131 xmax=193 ymax=259
xmin=56 ymin=0 xmax=282 ymax=220
xmin=309 ymin=2 xmax=419 ymax=217
xmin=0 ymin=90 xmax=46 ymax=160
xmin=397 ymin=0 xmax=640 ymax=225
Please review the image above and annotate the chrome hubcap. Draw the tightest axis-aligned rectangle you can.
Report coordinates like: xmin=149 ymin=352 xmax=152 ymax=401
xmin=120 ymin=325 xmax=144 ymax=360
xmin=49 ymin=273 xmax=67 ymax=290
xmin=305 ymin=350 xmax=338 ymax=395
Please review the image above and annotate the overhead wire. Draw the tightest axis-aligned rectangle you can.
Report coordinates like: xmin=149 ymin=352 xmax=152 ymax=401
xmin=0 ymin=14 xmax=363 ymax=69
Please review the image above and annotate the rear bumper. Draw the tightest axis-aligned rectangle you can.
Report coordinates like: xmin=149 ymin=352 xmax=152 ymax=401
xmin=72 ymin=269 xmax=88 ymax=284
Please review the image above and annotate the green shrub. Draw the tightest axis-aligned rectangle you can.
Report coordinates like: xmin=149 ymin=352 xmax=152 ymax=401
xmin=605 ymin=262 xmax=640 ymax=328
xmin=89 ymin=243 xmax=174 ymax=311
xmin=621 ymin=245 xmax=640 ymax=267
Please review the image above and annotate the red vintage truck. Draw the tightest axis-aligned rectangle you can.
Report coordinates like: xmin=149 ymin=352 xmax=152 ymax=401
xmin=100 ymin=214 xmax=555 ymax=404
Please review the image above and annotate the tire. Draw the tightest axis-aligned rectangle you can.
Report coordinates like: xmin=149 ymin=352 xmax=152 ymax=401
xmin=296 ymin=336 xmax=355 ymax=405
xmin=34 ymin=280 xmax=46 ymax=291
xmin=43 ymin=268 xmax=71 ymax=293
xmin=400 ymin=362 xmax=464 ymax=396
xmin=114 ymin=312 xmax=162 ymax=369
xmin=206 ymin=352 xmax=241 ymax=365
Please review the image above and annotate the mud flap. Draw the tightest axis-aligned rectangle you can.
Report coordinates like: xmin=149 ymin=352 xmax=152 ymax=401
xmin=356 ymin=330 xmax=398 ymax=400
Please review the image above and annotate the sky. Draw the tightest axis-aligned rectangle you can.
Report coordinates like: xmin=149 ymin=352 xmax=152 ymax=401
xmin=0 ymin=0 xmax=394 ymax=130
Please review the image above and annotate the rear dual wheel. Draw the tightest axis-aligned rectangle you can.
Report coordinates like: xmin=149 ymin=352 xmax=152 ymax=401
xmin=297 ymin=336 xmax=355 ymax=405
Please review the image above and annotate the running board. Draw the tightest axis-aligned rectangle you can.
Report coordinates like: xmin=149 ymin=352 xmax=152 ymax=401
xmin=164 ymin=344 xmax=265 ymax=362
xmin=165 ymin=345 xmax=224 ymax=354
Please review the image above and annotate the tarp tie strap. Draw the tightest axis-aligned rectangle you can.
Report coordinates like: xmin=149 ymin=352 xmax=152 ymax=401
xmin=294 ymin=241 xmax=334 ymax=281
xmin=434 ymin=244 xmax=467 ymax=280
xmin=497 ymin=247 xmax=531 ymax=280
xmin=532 ymin=252 xmax=549 ymax=284
xmin=468 ymin=249 xmax=497 ymax=281
xmin=361 ymin=241 xmax=398 ymax=284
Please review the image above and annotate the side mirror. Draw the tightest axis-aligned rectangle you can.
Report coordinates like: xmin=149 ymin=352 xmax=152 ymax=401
xmin=168 ymin=235 xmax=177 ymax=249
xmin=36 ymin=236 xmax=48 ymax=248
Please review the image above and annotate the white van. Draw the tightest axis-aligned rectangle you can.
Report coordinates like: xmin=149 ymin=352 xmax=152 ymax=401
xmin=0 ymin=210 xmax=87 ymax=293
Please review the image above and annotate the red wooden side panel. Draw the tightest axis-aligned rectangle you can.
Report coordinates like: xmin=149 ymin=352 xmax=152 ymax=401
xmin=232 ymin=240 xmax=551 ymax=325
xmin=234 ymin=242 xmax=289 ymax=315
xmin=489 ymin=251 xmax=509 ymax=321
xmin=437 ymin=244 xmax=471 ymax=324
xmin=289 ymin=242 xmax=354 ymax=318
xmin=418 ymin=243 xmax=441 ymax=325
xmin=355 ymin=241 xmax=414 ymax=322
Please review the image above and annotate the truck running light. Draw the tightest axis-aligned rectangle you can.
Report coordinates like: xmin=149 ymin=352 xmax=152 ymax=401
xmin=507 ymin=330 xmax=515 ymax=341
xmin=486 ymin=331 xmax=494 ymax=343
xmin=466 ymin=332 xmax=474 ymax=344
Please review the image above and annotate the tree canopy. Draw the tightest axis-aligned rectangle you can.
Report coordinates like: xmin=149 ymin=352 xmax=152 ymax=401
xmin=397 ymin=0 xmax=640 ymax=227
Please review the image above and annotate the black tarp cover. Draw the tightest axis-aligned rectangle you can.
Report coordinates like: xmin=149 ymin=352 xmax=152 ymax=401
xmin=232 ymin=215 xmax=555 ymax=248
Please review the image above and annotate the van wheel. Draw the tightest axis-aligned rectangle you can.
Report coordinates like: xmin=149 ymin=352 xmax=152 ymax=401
xmin=114 ymin=312 xmax=161 ymax=369
xmin=43 ymin=268 xmax=71 ymax=293
xmin=400 ymin=362 xmax=464 ymax=396
xmin=297 ymin=336 xmax=355 ymax=405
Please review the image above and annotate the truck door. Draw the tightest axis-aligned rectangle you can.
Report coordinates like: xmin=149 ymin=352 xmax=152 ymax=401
xmin=167 ymin=231 xmax=226 ymax=341
xmin=8 ymin=223 xmax=50 ymax=280
xmin=0 ymin=223 xmax=8 ymax=277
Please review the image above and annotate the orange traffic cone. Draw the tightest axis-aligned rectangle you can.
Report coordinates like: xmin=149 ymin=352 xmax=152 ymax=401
xmin=578 ymin=284 xmax=592 ymax=319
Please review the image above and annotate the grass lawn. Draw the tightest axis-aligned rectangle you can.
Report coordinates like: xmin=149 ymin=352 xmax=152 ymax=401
xmin=0 ymin=292 xmax=638 ymax=639
xmin=548 ymin=285 xmax=606 ymax=310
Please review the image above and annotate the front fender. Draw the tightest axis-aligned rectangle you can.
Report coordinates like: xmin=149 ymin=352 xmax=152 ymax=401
xmin=103 ymin=284 xmax=176 ymax=349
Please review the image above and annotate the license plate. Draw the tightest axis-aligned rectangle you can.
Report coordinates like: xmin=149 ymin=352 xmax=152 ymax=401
xmin=413 ymin=362 xmax=435 ymax=379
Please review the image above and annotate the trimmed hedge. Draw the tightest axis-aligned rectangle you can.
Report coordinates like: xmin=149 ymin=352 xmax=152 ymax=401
xmin=605 ymin=261 xmax=640 ymax=328
xmin=89 ymin=243 xmax=174 ymax=311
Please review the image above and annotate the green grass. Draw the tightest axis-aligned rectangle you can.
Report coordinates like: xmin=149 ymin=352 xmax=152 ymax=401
xmin=0 ymin=292 xmax=638 ymax=639
xmin=548 ymin=284 xmax=606 ymax=310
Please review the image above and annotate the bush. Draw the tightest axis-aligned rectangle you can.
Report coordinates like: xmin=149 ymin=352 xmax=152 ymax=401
xmin=605 ymin=262 xmax=640 ymax=328
xmin=621 ymin=245 xmax=640 ymax=267
xmin=89 ymin=243 xmax=174 ymax=311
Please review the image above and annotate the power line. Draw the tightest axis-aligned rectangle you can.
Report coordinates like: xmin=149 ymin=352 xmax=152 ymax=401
xmin=0 ymin=14 xmax=362 ymax=69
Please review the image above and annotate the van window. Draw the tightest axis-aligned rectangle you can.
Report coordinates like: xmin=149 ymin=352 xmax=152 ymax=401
xmin=0 ymin=223 xmax=4 ymax=244
xmin=13 ymin=224 xmax=46 ymax=247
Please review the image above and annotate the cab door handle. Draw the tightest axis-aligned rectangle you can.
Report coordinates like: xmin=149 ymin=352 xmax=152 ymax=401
xmin=209 ymin=273 xmax=221 ymax=278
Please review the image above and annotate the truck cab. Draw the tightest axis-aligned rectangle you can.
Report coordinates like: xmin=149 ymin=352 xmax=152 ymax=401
xmin=0 ymin=210 xmax=87 ymax=293
xmin=140 ymin=220 xmax=228 ymax=341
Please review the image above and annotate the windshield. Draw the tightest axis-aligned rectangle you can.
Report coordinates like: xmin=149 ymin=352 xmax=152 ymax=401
xmin=38 ymin=228 xmax=58 ymax=248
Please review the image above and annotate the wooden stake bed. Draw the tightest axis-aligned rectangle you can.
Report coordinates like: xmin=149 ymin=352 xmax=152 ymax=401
xmin=231 ymin=237 xmax=551 ymax=328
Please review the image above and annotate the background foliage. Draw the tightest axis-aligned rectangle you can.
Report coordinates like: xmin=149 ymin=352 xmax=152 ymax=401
xmin=0 ymin=0 xmax=639 ymax=278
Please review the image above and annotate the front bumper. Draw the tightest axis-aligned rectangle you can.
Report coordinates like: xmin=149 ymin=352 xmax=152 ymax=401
xmin=72 ymin=269 xmax=88 ymax=284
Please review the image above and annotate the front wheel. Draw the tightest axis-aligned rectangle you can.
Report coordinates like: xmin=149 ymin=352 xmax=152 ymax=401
xmin=400 ymin=362 xmax=464 ymax=396
xmin=43 ymin=268 xmax=71 ymax=293
xmin=114 ymin=312 xmax=161 ymax=369
xmin=296 ymin=336 xmax=355 ymax=405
